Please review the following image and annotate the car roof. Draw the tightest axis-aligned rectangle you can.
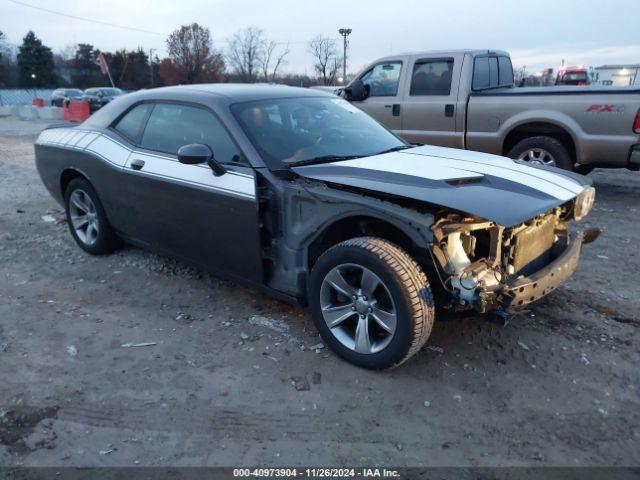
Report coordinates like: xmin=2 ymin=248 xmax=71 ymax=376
xmin=134 ymin=84 xmax=332 ymax=103
xmin=371 ymin=49 xmax=510 ymax=62
xmin=82 ymin=83 xmax=335 ymax=131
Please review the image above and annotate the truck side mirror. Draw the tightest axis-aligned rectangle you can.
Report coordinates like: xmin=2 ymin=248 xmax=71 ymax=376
xmin=344 ymin=79 xmax=369 ymax=102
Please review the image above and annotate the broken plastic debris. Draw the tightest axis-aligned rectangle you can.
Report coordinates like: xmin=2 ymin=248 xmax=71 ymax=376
xmin=67 ymin=345 xmax=77 ymax=357
xmin=41 ymin=214 xmax=56 ymax=223
xmin=248 ymin=315 xmax=289 ymax=333
xmin=120 ymin=342 xmax=157 ymax=348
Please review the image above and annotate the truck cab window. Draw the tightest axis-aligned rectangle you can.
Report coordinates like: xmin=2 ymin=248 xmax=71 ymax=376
xmin=410 ymin=59 xmax=454 ymax=95
xmin=498 ymin=56 xmax=514 ymax=86
xmin=473 ymin=55 xmax=514 ymax=90
xmin=360 ymin=62 xmax=402 ymax=97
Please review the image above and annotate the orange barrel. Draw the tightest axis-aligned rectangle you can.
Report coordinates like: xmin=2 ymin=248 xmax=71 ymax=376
xmin=69 ymin=100 xmax=91 ymax=122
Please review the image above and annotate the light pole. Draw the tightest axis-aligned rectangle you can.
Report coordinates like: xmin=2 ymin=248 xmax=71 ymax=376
xmin=338 ymin=28 xmax=352 ymax=84
xmin=149 ymin=48 xmax=155 ymax=88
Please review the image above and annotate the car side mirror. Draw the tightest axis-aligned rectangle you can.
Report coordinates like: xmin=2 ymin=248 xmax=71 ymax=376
xmin=344 ymin=79 xmax=369 ymax=101
xmin=177 ymin=143 xmax=226 ymax=176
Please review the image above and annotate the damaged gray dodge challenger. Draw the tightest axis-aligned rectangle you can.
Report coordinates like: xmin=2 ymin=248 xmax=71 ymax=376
xmin=35 ymin=85 xmax=599 ymax=369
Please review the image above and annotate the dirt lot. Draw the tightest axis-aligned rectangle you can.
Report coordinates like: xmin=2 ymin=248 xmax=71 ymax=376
xmin=0 ymin=117 xmax=638 ymax=467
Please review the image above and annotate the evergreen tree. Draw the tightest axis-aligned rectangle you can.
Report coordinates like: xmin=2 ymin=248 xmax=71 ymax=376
xmin=72 ymin=43 xmax=99 ymax=87
xmin=17 ymin=31 xmax=56 ymax=87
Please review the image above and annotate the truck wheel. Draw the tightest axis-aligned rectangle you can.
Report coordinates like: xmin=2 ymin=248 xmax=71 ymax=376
xmin=64 ymin=178 xmax=120 ymax=255
xmin=308 ymin=237 xmax=434 ymax=369
xmin=507 ymin=136 xmax=573 ymax=171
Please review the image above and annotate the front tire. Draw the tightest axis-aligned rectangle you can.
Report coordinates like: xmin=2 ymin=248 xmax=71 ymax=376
xmin=308 ymin=237 xmax=435 ymax=369
xmin=507 ymin=136 xmax=573 ymax=171
xmin=64 ymin=178 xmax=120 ymax=255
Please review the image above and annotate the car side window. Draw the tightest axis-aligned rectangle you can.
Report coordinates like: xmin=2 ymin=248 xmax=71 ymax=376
xmin=140 ymin=104 xmax=242 ymax=163
xmin=410 ymin=59 xmax=454 ymax=95
xmin=113 ymin=104 xmax=152 ymax=142
xmin=360 ymin=62 xmax=402 ymax=97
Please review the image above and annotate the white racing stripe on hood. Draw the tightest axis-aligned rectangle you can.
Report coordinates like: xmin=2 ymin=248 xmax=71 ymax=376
xmin=405 ymin=145 xmax=585 ymax=196
xmin=339 ymin=153 xmax=485 ymax=181
xmin=332 ymin=148 xmax=583 ymax=201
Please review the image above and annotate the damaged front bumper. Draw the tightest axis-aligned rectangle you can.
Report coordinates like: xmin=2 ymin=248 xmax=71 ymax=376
xmin=479 ymin=228 xmax=600 ymax=314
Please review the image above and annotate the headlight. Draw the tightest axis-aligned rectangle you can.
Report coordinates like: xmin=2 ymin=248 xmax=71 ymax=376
xmin=574 ymin=186 xmax=595 ymax=221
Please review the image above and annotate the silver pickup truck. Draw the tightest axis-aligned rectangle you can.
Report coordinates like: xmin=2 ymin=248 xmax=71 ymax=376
xmin=343 ymin=49 xmax=640 ymax=172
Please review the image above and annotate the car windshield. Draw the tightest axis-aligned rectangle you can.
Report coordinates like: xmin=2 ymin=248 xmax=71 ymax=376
xmin=231 ymin=96 xmax=405 ymax=170
xmin=66 ymin=89 xmax=83 ymax=96
xmin=100 ymin=88 xmax=122 ymax=95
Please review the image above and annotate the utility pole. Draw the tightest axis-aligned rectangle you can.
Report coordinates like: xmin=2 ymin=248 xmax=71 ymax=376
xmin=338 ymin=28 xmax=352 ymax=84
xmin=149 ymin=48 xmax=155 ymax=88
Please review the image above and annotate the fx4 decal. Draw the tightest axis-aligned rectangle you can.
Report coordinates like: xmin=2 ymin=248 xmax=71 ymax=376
xmin=586 ymin=104 xmax=625 ymax=113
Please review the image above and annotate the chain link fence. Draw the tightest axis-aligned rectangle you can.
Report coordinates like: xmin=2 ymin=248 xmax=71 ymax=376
xmin=0 ymin=89 xmax=55 ymax=106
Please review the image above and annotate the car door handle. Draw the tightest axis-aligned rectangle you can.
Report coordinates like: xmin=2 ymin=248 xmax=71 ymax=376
xmin=386 ymin=104 xmax=401 ymax=116
xmin=131 ymin=159 xmax=145 ymax=170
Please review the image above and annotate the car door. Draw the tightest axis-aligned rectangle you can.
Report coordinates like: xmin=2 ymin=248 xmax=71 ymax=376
xmin=350 ymin=60 xmax=404 ymax=132
xmin=117 ymin=102 xmax=263 ymax=283
xmin=399 ymin=54 xmax=463 ymax=148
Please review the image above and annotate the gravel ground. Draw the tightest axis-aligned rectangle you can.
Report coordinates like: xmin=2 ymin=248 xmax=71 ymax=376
xmin=0 ymin=117 xmax=638 ymax=467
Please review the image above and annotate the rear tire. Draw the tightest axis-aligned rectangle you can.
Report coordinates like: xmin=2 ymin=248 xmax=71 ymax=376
xmin=64 ymin=178 xmax=120 ymax=255
xmin=308 ymin=237 xmax=435 ymax=369
xmin=507 ymin=136 xmax=573 ymax=171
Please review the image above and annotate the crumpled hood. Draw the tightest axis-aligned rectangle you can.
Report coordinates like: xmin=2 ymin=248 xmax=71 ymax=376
xmin=292 ymin=145 xmax=591 ymax=227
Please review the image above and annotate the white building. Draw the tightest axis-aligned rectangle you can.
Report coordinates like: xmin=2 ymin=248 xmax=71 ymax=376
xmin=593 ymin=65 xmax=640 ymax=87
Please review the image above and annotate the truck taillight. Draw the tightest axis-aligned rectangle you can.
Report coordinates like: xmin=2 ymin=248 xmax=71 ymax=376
xmin=634 ymin=109 xmax=640 ymax=134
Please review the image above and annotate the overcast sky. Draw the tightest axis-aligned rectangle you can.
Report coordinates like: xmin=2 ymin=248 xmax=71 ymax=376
xmin=2 ymin=0 xmax=639 ymax=75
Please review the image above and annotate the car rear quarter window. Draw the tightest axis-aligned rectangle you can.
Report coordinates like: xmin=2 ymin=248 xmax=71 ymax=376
xmin=113 ymin=103 xmax=152 ymax=142
xmin=140 ymin=104 xmax=241 ymax=163
xmin=410 ymin=58 xmax=454 ymax=95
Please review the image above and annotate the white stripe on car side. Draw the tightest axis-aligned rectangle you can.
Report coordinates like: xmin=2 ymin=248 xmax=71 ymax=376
xmin=35 ymin=128 xmax=256 ymax=200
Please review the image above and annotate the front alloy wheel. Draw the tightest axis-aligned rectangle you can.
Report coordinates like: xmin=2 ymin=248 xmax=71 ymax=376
xmin=320 ymin=264 xmax=397 ymax=354
xmin=309 ymin=237 xmax=435 ymax=369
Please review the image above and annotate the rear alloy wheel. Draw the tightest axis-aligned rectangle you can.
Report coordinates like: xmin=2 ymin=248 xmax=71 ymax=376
xmin=517 ymin=148 xmax=557 ymax=167
xmin=507 ymin=136 xmax=573 ymax=171
xmin=309 ymin=237 xmax=434 ymax=369
xmin=64 ymin=178 xmax=120 ymax=255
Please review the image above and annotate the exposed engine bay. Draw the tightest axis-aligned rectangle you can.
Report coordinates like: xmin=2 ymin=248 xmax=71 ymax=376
xmin=429 ymin=204 xmax=598 ymax=314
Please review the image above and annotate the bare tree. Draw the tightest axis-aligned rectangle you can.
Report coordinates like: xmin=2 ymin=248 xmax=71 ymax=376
xmin=166 ymin=23 xmax=224 ymax=84
xmin=308 ymin=35 xmax=339 ymax=85
xmin=260 ymin=40 xmax=289 ymax=82
xmin=226 ymin=26 xmax=266 ymax=82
